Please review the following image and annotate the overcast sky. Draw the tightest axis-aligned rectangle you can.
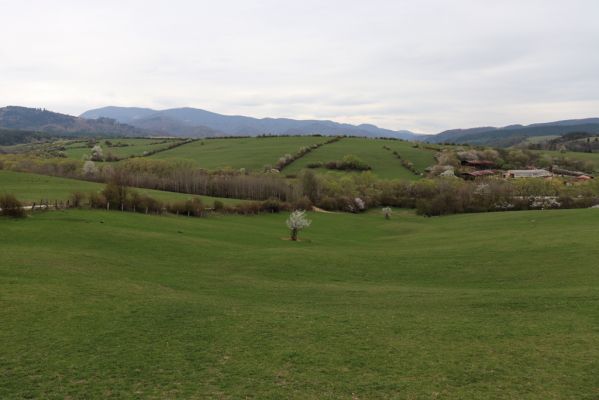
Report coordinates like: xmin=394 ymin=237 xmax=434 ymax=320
xmin=1 ymin=0 xmax=598 ymax=133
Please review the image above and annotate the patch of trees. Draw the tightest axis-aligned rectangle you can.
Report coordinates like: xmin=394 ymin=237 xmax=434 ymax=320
xmin=300 ymin=170 xmax=599 ymax=215
xmin=445 ymin=147 xmax=596 ymax=175
xmin=306 ymin=154 xmax=371 ymax=171
xmin=527 ymin=132 xmax=599 ymax=153
xmin=0 ymin=129 xmax=53 ymax=146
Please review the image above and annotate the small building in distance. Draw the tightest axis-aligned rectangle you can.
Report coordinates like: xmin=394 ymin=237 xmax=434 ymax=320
xmin=504 ymin=169 xmax=553 ymax=179
xmin=460 ymin=170 xmax=498 ymax=180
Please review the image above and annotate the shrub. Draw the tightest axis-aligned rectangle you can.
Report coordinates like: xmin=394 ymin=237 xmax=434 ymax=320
xmin=168 ymin=198 xmax=204 ymax=216
xmin=88 ymin=192 xmax=107 ymax=209
xmin=213 ymin=200 xmax=224 ymax=211
xmin=323 ymin=155 xmax=371 ymax=171
xmin=0 ymin=194 xmax=25 ymax=218
xmin=293 ymin=196 xmax=313 ymax=211
xmin=261 ymin=198 xmax=286 ymax=213
xmin=70 ymin=191 xmax=85 ymax=208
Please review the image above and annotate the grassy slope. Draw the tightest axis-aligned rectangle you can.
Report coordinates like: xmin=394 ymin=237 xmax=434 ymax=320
xmin=150 ymin=136 xmax=329 ymax=171
xmin=63 ymin=139 xmax=182 ymax=160
xmin=532 ymin=149 xmax=599 ymax=172
xmin=1 ymin=209 xmax=598 ymax=398
xmin=0 ymin=170 xmax=243 ymax=205
xmin=284 ymin=138 xmax=437 ymax=180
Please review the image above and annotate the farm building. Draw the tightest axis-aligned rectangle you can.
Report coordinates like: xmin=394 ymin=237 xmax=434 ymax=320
xmin=504 ymin=169 xmax=553 ymax=179
xmin=460 ymin=170 xmax=497 ymax=180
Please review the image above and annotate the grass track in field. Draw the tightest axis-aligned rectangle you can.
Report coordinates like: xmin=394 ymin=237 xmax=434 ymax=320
xmin=1 ymin=208 xmax=598 ymax=398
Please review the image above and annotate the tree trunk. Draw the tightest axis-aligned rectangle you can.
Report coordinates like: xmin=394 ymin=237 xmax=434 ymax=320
xmin=291 ymin=228 xmax=298 ymax=241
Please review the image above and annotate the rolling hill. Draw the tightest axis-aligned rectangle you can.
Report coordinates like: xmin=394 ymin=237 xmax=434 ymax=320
xmin=0 ymin=106 xmax=148 ymax=138
xmin=429 ymin=118 xmax=599 ymax=146
xmin=81 ymin=106 xmax=419 ymax=139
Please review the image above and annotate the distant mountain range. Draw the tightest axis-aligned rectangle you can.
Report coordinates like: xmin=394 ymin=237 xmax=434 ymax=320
xmin=428 ymin=118 xmax=599 ymax=146
xmin=80 ymin=106 xmax=419 ymax=140
xmin=2 ymin=105 xmax=599 ymax=148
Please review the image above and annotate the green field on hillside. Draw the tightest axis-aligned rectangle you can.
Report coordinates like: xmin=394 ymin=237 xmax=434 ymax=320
xmin=284 ymin=138 xmax=437 ymax=180
xmin=62 ymin=138 xmax=183 ymax=160
xmin=533 ymin=149 xmax=599 ymax=172
xmin=0 ymin=170 xmax=243 ymax=205
xmin=1 ymin=208 xmax=597 ymax=398
xmin=150 ymin=136 xmax=329 ymax=171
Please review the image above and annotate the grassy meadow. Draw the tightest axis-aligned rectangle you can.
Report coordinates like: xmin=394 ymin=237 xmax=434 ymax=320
xmin=284 ymin=137 xmax=437 ymax=179
xmin=62 ymin=138 xmax=184 ymax=160
xmin=532 ymin=149 xmax=599 ymax=173
xmin=150 ymin=136 xmax=329 ymax=171
xmin=0 ymin=170 xmax=244 ymax=205
xmin=1 ymin=208 xmax=598 ymax=398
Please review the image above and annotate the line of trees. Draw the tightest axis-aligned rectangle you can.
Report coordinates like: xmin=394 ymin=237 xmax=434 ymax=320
xmin=3 ymin=152 xmax=599 ymax=218
xmin=274 ymin=136 xmax=342 ymax=171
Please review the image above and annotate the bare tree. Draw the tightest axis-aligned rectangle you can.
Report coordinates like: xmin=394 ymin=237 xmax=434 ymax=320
xmin=286 ymin=210 xmax=311 ymax=241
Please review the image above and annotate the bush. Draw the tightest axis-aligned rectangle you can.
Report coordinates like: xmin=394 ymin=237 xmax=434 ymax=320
xmin=69 ymin=191 xmax=85 ymax=208
xmin=88 ymin=192 xmax=107 ymax=209
xmin=0 ymin=194 xmax=25 ymax=218
xmin=261 ymin=198 xmax=287 ymax=213
xmin=168 ymin=198 xmax=204 ymax=216
xmin=293 ymin=196 xmax=313 ymax=211
xmin=213 ymin=200 xmax=224 ymax=211
xmin=323 ymin=155 xmax=371 ymax=171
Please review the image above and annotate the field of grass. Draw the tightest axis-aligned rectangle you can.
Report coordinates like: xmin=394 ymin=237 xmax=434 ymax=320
xmin=284 ymin=137 xmax=437 ymax=180
xmin=62 ymin=138 xmax=183 ymax=160
xmin=0 ymin=170 xmax=244 ymax=205
xmin=1 ymin=208 xmax=598 ymax=398
xmin=150 ymin=136 xmax=329 ymax=171
xmin=532 ymin=149 xmax=599 ymax=172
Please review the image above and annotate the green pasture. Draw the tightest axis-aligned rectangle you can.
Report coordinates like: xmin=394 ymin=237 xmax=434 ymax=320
xmin=284 ymin=137 xmax=437 ymax=180
xmin=0 ymin=170 xmax=243 ymax=205
xmin=149 ymin=136 xmax=330 ymax=171
xmin=62 ymin=138 xmax=183 ymax=160
xmin=1 ymin=208 xmax=598 ymax=398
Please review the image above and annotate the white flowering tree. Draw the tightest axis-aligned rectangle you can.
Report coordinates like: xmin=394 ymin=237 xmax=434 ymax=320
xmin=382 ymin=207 xmax=392 ymax=220
xmin=286 ymin=210 xmax=311 ymax=241
xmin=91 ymin=145 xmax=104 ymax=161
xmin=82 ymin=160 xmax=98 ymax=176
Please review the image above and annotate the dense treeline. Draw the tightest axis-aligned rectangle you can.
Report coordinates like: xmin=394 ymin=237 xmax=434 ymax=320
xmin=526 ymin=132 xmax=599 ymax=153
xmin=304 ymin=171 xmax=599 ymax=215
xmin=0 ymin=129 xmax=53 ymax=146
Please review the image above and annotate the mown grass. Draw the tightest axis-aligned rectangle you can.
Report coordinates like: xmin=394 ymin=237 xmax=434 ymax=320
xmin=0 ymin=170 xmax=244 ymax=205
xmin=1 ymin=208 xmax=598 ymax=398
xmin=284 ymin=137 xmax=437 ymax=180
xmin=150 ymin=136 xmax=329 ymax=171
xmin=62 ymin=138 xmax=183 ymax=160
